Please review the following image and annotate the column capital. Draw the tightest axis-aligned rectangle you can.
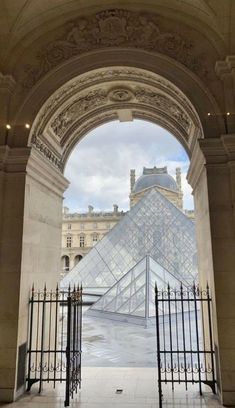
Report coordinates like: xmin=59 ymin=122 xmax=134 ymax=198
xmin=187 ymin=134 xmax=235 ymax=190
xmin=0 ymin=145 xmax=31 ymax=172
xmin=27 ymin=146 xmax=69 ymax=197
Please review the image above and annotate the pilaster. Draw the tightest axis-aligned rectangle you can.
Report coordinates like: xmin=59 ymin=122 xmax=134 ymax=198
xmin=188 ymin=135 xmax=235 ymax=406
xmin=215 ymin=56 xmax=235 ymax=133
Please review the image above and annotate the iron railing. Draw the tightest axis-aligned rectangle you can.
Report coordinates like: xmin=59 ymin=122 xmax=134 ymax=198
xmin=155 ymin=283 xmax=216 ymax=407
xmin=26 ymin=284 xmax=82 ymax=407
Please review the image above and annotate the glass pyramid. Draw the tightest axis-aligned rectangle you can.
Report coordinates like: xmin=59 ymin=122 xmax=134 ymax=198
xmin=61 ymin=189 xmax=197 ymax=290
xmin=87 ymin=255 xmax=184 ymax=325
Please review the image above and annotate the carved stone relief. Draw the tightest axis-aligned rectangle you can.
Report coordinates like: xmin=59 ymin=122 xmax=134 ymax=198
xmin=50 ymin=89 xmax=108 ymax=138
xmin=48 ymin=85 xmax=191 ymax=140
xmin=108 ymin=87 xmax=134 ymax=102
xmin=29 ymin=68 xmax=200 ymax=171
xmin=134 ymin=87 xmax=191 ymax=132
xmin=32 ymin=68 xmax=191 ymax=141
xmin=22 ymin=9 xmax=213 ymax=88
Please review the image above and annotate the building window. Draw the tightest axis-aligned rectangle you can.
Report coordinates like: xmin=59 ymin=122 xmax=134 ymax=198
xmin=79 ymin=235 xmax=85 ymax=247
xmin=80 ymin=223 xmax=85 ymax=230
xmin=61 ymin=255 xmax=70 ymax=273
xmin=106 ymin=223 xmax=110 ymax=229
xmin=66 ymin=236 xmax=72 ymax=248
xmin=93 ymin=222 xmax=97 ymax=229
xmin=92 ymin=234 xmax=99 ymax=246
xmin=68 ymin=224 xmax=71 ymax=230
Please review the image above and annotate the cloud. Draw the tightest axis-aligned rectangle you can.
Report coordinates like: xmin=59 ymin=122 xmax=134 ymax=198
xmin=64 ymin=120 xmax=194 ymax=212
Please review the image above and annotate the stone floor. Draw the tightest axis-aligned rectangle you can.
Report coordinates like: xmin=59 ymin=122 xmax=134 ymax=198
xmin=0 ymin=368 xmax=222 ymax=407
xmin=82 ymin=310 xmax=156 ymax=367
xmin=0 ymin=311 xmax=222 ymax=407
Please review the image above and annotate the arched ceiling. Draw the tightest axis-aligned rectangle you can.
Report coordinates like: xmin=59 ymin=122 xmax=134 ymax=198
xmin=0 ymin=0 xmax=234 ymax=69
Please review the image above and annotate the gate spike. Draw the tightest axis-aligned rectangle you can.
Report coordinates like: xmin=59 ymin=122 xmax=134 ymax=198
xmin=44 ymin=283 xmax=47 ymax=293
xmin=73 ymin=283 xmax=76 ymax=293
xmin=32 ymin=283 xmax=34 ymax=295
xmin=68 ymin=283 xmax=71 ymax=295
xmin=77 ymin=284 xmax=80 ymax=292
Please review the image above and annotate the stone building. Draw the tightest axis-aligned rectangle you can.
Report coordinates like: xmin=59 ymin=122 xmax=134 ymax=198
xmin=1 ymin=1 xmax=235 ymax=406
xmin=130 ymin=166 xmax=183 ymax=209
xmin=61 ymin=204 xmax=125 ymax=275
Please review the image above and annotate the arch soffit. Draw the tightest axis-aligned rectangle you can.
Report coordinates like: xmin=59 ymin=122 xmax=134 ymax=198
xmin=28 ymin=66 xmax=203 ymax=171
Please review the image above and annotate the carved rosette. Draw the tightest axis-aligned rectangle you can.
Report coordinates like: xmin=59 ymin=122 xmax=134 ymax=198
xmin=22 ymin=9 xmax=213 ymax=88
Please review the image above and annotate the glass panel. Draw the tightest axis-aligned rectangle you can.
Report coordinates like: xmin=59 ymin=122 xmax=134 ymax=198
xmin=61 ymin=190 xmax=197 ymax=297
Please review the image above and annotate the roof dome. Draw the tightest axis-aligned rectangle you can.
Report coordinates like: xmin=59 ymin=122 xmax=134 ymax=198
xmin=133 ymin=173 xmax=178 ymax=193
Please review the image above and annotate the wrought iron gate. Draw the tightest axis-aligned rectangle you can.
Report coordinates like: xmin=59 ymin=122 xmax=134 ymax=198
xmin=155 ymin=283 xmax=216 ymax=407
xmin=26 ymin=284 xmax=82 ymax=407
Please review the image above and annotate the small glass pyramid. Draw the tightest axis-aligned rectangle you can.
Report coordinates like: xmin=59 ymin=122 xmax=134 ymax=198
xmin=61 ymin=189 xmax=197 ymax=290
xmin=86 ymin=255 xmax=183 ymax=325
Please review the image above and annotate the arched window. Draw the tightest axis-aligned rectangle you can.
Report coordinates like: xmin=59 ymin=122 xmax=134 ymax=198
xmin=61 ymin=255 xmax=70 ymax=272
xmin=74 ymin=255 xmax=83 ymax=266
xmin=66 ymin=235 xmax=72 ymax=248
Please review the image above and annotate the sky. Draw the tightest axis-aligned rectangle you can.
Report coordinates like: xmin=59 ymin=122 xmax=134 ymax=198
xmin=64 ymin=120 xmax=194 ymax=212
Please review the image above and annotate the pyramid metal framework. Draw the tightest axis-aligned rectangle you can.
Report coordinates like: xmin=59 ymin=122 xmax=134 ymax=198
xmin=87 ymin=255 xmax=183 ymax=325
xmin=61 ymin=189 xmax=197 ymax=290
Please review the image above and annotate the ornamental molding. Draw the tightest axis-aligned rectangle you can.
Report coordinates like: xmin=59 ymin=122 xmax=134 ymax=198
xmin=48 ymin=85 xmax=191 ymax=141
xmin=31 ymin=135 xmax=62 ymax=170
xmin=21 ymin=9 xmax=214 ymax=88
xmin=32 ymin=68 xmax=193 ymax=140
xmin=29 ymin=68 xmax=202 ymax=171
xmin=134 ymin=87 xmax=191 ymax=133
xmin=108 ymin=87 xmax=134 ymax=102
xmin=50 ymin=88 xmax=108 ymax=138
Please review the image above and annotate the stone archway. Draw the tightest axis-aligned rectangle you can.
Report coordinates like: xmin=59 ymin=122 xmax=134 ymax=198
xmin=0 ymin=5 xmax=235 ymax=405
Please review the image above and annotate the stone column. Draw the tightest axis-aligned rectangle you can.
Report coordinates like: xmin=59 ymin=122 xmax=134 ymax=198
xmin=0 ymin=146 xmax=68 ymax=401
xmin=188 ymin=135 xmax=235 ymax=406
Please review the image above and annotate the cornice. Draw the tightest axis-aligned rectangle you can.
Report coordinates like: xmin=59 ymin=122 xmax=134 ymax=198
xmin=188 ymin=134 xmax=235 ymax=190
xmin=0 ymin=145 xmax=30 ymax=172
xmin=215 ymin=55 xmax=235 ymax=79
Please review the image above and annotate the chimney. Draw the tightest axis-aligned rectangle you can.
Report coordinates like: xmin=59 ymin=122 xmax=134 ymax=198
xmin=113 ymin=204 xmax=118 ymax=213
xmin=88 ymin=205 xmax=94 ymax=214
xmin=176 ymin=168 xmax=182 ymax=191
xmin=63 ymin=206 xmax=69 ymax=214
xmin=130 ymin=169 xmax=136 ymax=193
